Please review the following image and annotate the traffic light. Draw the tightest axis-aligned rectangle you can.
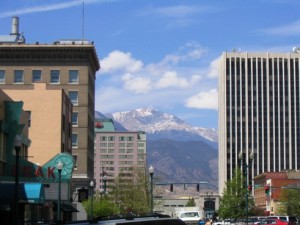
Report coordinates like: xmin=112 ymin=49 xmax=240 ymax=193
xmin=196 ymin=184 xmax=200 ymax=192
xmin=170 ymin=184 xmax=173 ymax=192
xmin=264 ymin=185 xmax=270 ymax=195
xmin=248 ymin=185 xmax=252 ymax=191
xmin=78 ymin=188 xmax=89 ymax=202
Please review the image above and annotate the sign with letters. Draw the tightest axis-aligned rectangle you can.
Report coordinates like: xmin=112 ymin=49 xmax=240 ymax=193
xmin=6 ymin=152 xmax=75 ymax=183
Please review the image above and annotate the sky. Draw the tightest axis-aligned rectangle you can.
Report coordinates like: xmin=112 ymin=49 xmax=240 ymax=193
xmin=1 ymin=0 xmax=300 ymax=129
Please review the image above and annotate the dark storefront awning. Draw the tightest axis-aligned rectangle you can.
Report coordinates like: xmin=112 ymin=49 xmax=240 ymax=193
xmin=0 ymin=183 xmax=45 ymax=204
xmin=61 ymin=204 xmax=79 ymax=212
xmin=53 ymin=203 xmax=79 ymax=212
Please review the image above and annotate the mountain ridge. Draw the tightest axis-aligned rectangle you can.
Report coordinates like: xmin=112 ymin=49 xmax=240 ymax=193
xmin=95 ymin=108 xmax=218 ymax=189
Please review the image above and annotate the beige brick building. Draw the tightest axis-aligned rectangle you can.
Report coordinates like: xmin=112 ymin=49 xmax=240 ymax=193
xmin=0 ymin=16 xmax=100 ymax=221
xmin=2 ymin=83 xmax=72 ymax=165
xmin=0 ymin=42 xmax=100 ymax=195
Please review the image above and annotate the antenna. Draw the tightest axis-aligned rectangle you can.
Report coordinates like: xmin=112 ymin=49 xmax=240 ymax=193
xmin=82 ymin=1 xmax=85 ymax=43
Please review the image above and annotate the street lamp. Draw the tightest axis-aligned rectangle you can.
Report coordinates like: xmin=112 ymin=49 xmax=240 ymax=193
xmin=57 ymin=161 xmax=63 ymax=222
xmin=206 ymin=191 xmax=214 ymax=219
xmin=103 ymin=175 xmax=107 ymax=194
xmin=14 ymin=135 xmax=22 ymax=225
xmin=239 ymin=151 xmax=254 ymax=225
xmin=149 ymin=165 xmax=154 ymax=213
xmin=90 ymin=180 xmax=94 ymax=221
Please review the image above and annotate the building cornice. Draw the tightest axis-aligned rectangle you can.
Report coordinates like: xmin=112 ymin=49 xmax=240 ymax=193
xmin=0 ymin=44 xmax=100 ymax=73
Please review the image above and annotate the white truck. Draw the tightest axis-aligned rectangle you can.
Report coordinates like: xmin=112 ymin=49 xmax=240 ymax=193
xmin=174 ymin=207 xmax=203 ymax=224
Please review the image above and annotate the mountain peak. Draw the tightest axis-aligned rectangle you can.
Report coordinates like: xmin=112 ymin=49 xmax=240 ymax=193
xmin=135 ymin=107 xmax=156 ymax=117
xmin=103 ymin=108 xmax=218 ymax=143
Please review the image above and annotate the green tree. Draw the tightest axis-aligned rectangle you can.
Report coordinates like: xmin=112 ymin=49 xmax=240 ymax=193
xmin=82 ymin=167 xmax=151 ymax=217
xmin=218 ymin=169 xmax=255 ymax=221
xmin=112 ymin=167 xmax=150 ymax=213
xmin=82 ymin=194 xmax=117 ymax=218
xmin=277 ymin=188 xmax=300 ymax=216
xmin=186 ymin=197 xmax=196 ymax=207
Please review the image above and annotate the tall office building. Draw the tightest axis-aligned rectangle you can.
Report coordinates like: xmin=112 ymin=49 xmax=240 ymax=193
xmin=94 ymin=119 xmax=147 ymax=192
xmin=0 ymin=17 xmax=100 ymax=197
xmin=218 ymin=51 xmax=300 ymax=194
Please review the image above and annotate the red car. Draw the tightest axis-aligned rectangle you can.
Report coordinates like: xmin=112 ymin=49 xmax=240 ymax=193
xmin=257 ymin=218 xmax=291 ymax=225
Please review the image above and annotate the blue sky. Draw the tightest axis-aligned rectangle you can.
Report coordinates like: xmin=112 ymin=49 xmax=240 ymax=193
xmin=1 ymin=0 xmax=300 ymax=129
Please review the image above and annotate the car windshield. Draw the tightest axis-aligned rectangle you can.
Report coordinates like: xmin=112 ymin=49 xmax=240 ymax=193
xmin=181 ymin=212 xmax=199 ymax=217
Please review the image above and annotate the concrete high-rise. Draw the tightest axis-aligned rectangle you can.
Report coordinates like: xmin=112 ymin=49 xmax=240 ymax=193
xmin=219 ymin=51 xmax=300 ymax=194
xmin=94 ymin=119 xmax=147 ymax=192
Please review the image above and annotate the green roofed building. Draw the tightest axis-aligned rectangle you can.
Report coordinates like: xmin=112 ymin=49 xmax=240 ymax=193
xmin=94 ymin=119 xmax=147 ymax=193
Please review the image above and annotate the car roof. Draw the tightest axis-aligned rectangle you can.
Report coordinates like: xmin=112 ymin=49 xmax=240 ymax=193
xmin=61 ymin=213 xmax=187 ymax=225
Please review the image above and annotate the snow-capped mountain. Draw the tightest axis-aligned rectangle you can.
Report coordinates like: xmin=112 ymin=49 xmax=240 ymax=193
xmin=95 ymin=108 xmax=219 ymax=189
xmin=107 ymin=108 xmax=218 ymax=143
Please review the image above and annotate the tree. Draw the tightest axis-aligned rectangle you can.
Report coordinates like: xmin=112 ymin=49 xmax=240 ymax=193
xmin=82 ymin=193 xmax=117 ymax=218
xmin=218 ymin=169 xmax=255 ymax=221
xmin=277 ymin=188 xmax=300 ymax=216
xmin=113 ymin=167 xmax=150 ymax=213
xmin=82 ymin=166 xmax=151 ymax=217
xmin=186 ymin=197 xmax=196 ymax=207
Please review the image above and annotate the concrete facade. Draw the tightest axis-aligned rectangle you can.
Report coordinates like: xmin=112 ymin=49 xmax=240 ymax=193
xmin=94 ymin=119 xmax=147 ymax=192
xmin=219 ymin=52 xmax=300 ymax=195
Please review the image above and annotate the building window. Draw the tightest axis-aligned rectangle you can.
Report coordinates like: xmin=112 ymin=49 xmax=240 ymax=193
xmin=100 ymin=136 xmax=106 ymax=141
xmin=0 ymin=70 xmax=5 ymax=83
xmin=69 ymin=91 xmax=78 ymax=105
xmin=32 ymin=70 xmax=42 ymax=82
xmin=0 ymin=132 xmax=7 ymax=162
xmin=69 ymin=70 xmax=79 ymax=83
xmin=50 ymin=70 xmax=60 ymax=83
xmin=72 ymin=155 xmax=78 ymax=169
xmin=126 ymin=143 xmax=133 ymax=147
xmin=108 ymin=136 xmax=115 ymax=141
xmin=72 ymin=133 xmax=78 ymax=147
xmin=14 ymin=70 xmax=24 ymax=83
xmin=119 ymin=136 xmax=125 ymax=141
xmin=26 ymin=111 xmax=31 ymax=127
xmin=72 ymin=112 xmax=78 ymax=126
xmin=127 ymin=136 xmax=134 ymax=141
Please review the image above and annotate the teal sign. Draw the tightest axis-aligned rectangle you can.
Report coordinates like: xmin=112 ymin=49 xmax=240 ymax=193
xmin=34 ymin=152 xmax=75 ymax=182
xmin=1 ymin=101 xmax=74 ymax=183
xmin=5 ymin=152 xmax=74 ymax=183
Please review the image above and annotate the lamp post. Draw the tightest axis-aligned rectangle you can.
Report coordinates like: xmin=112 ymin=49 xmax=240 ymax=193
xmin=149 ymin=165 xmax=154 ymax=213
xmin=239 ymin=151 xmax=254 ymax=225
xmin=57 ymin=161 xmax=63 ymax=222
xmin=103 ymin=175 xmax=107 ymax=194
xmin=14 ymin=135 xmax=22 ymax=225
xmin=206 ymin=191 xmax=213 ymax=219
xmin=90 ymin=180 xmax=94 ymax=221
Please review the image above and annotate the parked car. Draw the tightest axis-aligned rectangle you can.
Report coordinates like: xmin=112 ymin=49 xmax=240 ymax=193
xmin=249 ymin=216 xmax=267 ymax=224
xmin=267 ymin=216 xmax=298 ymax=225
xmin=257 ymin=218 xmax=291 ymax=225
xmin=53 ymin=213 xmax=188 ymax=225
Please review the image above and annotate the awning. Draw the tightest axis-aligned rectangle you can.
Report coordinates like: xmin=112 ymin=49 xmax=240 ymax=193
xmin=61 ymin=204 xmax=79 ymax=212
xmin=0 ymin=183 xmax=45 ymax=204
xmin=53 ymin=203 xmax=79 ymax=212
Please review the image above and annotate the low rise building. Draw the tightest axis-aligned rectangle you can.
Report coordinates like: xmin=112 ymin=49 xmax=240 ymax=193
xmin=253 ymin=171 xmax=300 ymax=215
